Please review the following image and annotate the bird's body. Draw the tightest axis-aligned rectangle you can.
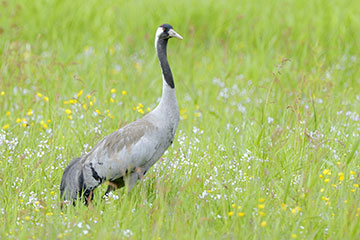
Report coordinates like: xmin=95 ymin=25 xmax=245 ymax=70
xmin=60 ymin=24 xmax=182 ymax=204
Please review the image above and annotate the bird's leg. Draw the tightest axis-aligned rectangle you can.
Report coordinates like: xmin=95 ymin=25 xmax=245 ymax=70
xmin=86 ymin=190 xmax=93 ymax=207
xmin=127 ymin=171 xmax=141 ymax=192
xmin=125 ymin=167 xmax=145 ymax=193
xmin=108 ymin=181 xmax=118 ymax=189
xmin=104 ymin=178 xmax=125 ymax=197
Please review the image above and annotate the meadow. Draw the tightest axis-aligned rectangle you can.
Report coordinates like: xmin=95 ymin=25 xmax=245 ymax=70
xmin=1 ymin=0 xmax=360 ymax=239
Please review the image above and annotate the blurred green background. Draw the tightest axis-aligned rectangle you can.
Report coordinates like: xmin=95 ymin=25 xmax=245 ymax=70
xmin=1 ymin=0 xmax=360 ymax=239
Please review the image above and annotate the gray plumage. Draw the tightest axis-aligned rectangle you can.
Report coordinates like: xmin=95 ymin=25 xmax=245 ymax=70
xmin=60 ymin=24 xmax=182 ymax=204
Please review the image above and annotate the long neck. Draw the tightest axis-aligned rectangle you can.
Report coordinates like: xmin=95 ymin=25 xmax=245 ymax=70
xmin=156 ymin=38 xmax=174 ymax=88
xmin=153 ymin=38 xmax=179 ymax=118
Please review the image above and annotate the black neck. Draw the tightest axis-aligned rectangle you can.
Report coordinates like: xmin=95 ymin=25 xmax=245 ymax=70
xmin=156 ymin=38 xmax=174 ymax=88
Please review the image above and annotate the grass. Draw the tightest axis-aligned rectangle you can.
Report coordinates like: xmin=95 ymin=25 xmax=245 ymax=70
xmin=1 ymin=0 xmax=360 ymax=238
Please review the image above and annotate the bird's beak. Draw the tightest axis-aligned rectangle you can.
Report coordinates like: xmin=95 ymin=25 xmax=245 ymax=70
xmin=168 ymin=29 xmax=183 ymax=40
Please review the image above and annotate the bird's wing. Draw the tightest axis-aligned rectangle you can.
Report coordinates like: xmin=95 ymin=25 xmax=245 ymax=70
xmin=80 ymin=118 xmax=160 ymax=186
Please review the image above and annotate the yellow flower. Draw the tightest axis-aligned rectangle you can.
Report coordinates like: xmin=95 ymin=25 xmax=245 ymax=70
xmin=238 ymin=212 xmax=245 ymax=217
xmin=0 ymin=91 xmax=5 ymax=96
xmin=65 ymin=109 xmax=72 ymax=115
xmin=6 ymin=111 xmax=10 ymax=116
xmin=354 ymin=184 xmax=359 ymax=188
xmin=37 ymin=93 xmax=42 ymax=98
xmin=138 ymin=103 xmax=144 ymax=108
xmin=16 ymin=118 xmax=21 ymax=123
xmin=228 ymin=211 xmax=234 ymax=217
xmin=110 ymin=88 xmax=116 ymax=94
xmin=86 ymin=94 xmax=91 ymax=99
xmin=122 ymin=90 xmax=127 ymax=95
xmin=350 ymin=171 xmax=356 ymax=175
xmin=27 ymin=109 xmax=33 ymax=116
xmin=47 ymin=119 xmax=51 ymax=123
xmin=259 ymin=211 xmax=265 ymax=216
xmin=324 ymin=178 xmax=330 ymax=183
xmin=138 ymin=108 xmax=144 ymax=114
xmin=96 ymin=109 xmax=101 ymax=115
xmin=180 ymin=108 xmax=188 ymax=120
xmin=319 ymin=174 xmax=323 ymax=179
xmin=320 ymin=188 xmax=324 ymax=192
xmin=42 ymin=123 xmax=48 ymax=129
xmin=44 ymin=96 xmax=49 ymax=102
xmin=68 ymin=99 xmax=75 ymax=104
xmin=260 ymin=221 xmax=267 ymax=227
xmin=83 ymin=104 xmax=88 ymax=110
xmin=64 ymin=100 xmax=68 ymax=104
xmin=231 ymin=204 xmax=236 ymax=208
xmin=323 ymin=169 xmax=331 ymax=175
xmin=259 ymin=198 xmax=265 ymax=203
xmin=147 ymin=107 xmax=151 ymax=112
xmin=110 ymin=97 xmax=114 ymax=103
xmin=338 ymin=172 xmax=344 ymax=181
xmin=180 ymin=108 xmax=187 ymax=114
xmin=351 ymin=189 xmax=356 ymax=192
xmin=89 ymin=101 xmax=94 ymax=106
xmin=50 ymin=191 xmax=55 ymax=195
xmin=24 ymin=216 xmax=31 ymax=221
xmin=77 ymin=90 xmax=83 ymax=98
xmin=67 ymin=115 xmax=72 ymax=120
xmin=258 ymin=204 xmax=265 ymax=209
xmin=291 ymin=234 xmax=297 ymax=239
xmin=46 ymin=212 xmax=53 ymax=216
xmin=291 ymin=208 xmax=297 ymax=214
xmin=281 ymin=203 xmax=287 ymax=210
xmin=2 ymin=124 xmax=9 ymax=130
xmin=22 ymin=123 xmax=28 ymax=128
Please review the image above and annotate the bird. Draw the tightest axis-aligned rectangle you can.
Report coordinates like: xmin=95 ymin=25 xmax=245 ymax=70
xmin=60 ymin=24 xmax=183 ymax=205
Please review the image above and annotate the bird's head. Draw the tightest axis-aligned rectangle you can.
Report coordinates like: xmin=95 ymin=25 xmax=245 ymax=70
xmin=155 ymin=24 xmax=183 ymax=48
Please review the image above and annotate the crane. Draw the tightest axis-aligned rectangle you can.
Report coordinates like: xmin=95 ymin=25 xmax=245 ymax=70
xmin=60 ymin=24 xmax=183 ymax=205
